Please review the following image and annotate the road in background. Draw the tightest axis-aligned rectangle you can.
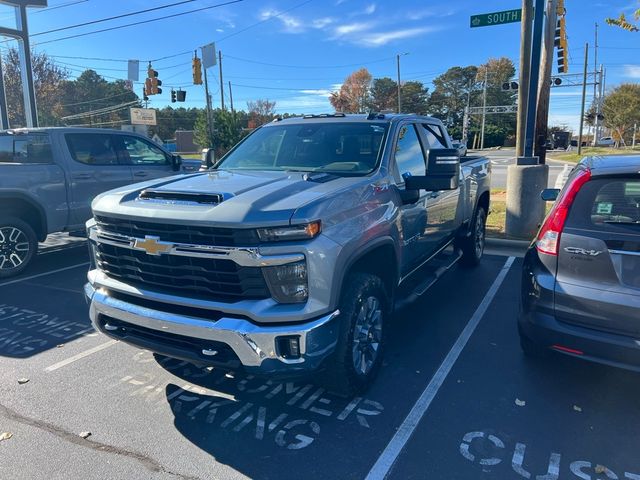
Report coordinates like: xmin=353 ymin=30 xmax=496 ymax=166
xmin=472 ymin=149 xmax=571 ymax=189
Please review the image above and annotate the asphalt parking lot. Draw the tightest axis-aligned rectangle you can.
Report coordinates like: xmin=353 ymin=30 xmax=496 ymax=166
xmin=1 ymin=243 xmax=639 ymax=480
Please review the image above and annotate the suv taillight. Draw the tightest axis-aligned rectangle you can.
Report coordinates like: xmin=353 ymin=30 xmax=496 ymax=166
xmin=536 ymin=168 xmax=591 ymax=256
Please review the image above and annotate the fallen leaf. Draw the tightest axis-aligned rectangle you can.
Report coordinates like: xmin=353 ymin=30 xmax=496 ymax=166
xmin=573 ymin=405 xmax=582 ymax=412
xmin=515 ymin=399 xmax=526 ymax=407
xmin=56 ymin=344 xmax=65 ymax=348
xmin=595 ymin=465 xmax=608 ymax=474
xmin=17 ymin=378 xmax=29 ymax=385
xmin=0 ymin=432 xmax=12 ymax=441
xmin=79 ymin=431 xmax=91 ymax=439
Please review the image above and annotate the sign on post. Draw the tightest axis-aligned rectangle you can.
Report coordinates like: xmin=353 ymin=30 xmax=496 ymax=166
xmin=470 ymin=9 xmax=522 ymax=28
xmin=130 ymin=107 xmax=157 ymax=126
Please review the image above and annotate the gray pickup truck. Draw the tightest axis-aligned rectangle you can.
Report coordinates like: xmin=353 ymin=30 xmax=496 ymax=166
xmin=0 ymin=127 xmax=196 ymax=278
xmin=84 ymin=113 xmax=490 ymax=394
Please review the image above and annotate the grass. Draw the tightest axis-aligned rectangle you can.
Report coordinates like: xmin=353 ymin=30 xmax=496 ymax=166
xmin=180 ymin=153 xmax=202 ymax=159
xmin=548 ymin=146 xmax=640 ymax=163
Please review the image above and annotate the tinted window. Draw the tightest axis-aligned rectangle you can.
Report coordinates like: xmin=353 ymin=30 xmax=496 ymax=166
xmin=0 ymin=136 xmax=12 ymax=163
xmin=217 ymin=122 xmax=388 ymax=175
xmin=66 ymin=134 xmax=119 ymax=165
xmin=120 ymin=136 xmax=168 ymax=165
xmin=394 ymin=124 xmax=426 ymax=178
xmin=421 ymin=123 xmax=447 ymax=149
xmin=567 ymin=178 xmax=640 ymax=231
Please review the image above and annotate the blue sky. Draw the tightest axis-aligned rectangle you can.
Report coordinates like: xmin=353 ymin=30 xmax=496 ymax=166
xmin=2 ymin=0 xmax=639 ymax=133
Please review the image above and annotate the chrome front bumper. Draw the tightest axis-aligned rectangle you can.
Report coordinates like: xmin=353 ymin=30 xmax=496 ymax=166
xmin=84 ymin=283 xmax=340 ymax=374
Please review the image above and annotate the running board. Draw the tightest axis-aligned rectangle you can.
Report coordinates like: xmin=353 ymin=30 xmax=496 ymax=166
xmin=394 ymin=248 xmax=462 ymax=311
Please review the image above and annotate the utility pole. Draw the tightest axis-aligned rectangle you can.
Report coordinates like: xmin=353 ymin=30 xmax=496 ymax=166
xmin=516 ymin=0 xmax=534 ymax=157
xmin=633 ymin=123 xmax=637 ymax=149
xmin=396 ymin=52 xmax=408 ymax=114
xmin=523 ymin=0 xmax=546 ymax=158
xmin=203 ymin=65 xmax=214 ymax=144
xmin=578 ymin=43 xmax=589 ymax=155
xmin=480 ymin=68 xmax=488 ymax=150
xmin=0 ymin=55 xmax=9 ymax=129
xmin=594 ymin=23 xmax=598 ymax=101
xmin=218 ymin=50 xmax=225 ymax=111
xmin=534 ymin=0 xmax=558 ymax=164
xmin=228 ymin=81 xmax=234 ymax=115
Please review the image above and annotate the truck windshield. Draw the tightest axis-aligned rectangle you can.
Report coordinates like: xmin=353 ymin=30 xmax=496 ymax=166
xmin=216 ymin=122 xmax=388 ymax=175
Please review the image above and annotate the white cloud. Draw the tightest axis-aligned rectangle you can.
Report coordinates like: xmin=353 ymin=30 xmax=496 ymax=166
xmin=312 ymin=17 xmax=334 ymax=29
xmin=357 ymin=27 xmax=436 ymax=47
xmin=624 ymin=64 xmax=640 ymax=78
xmin=332 ymin=22 xmax=373 ymax=37
xmin=216 ymin=28 xmax=224 ymax=33
xmin=275 ymin=93 xmax=333 ymax=113
xmin=260 ymin=9 xmax=304 ymax=33
xmin=364 ymin=3 xmax=376 ymax=15
xmin=406 ymin=7 xmax=456 ymax=21
xmin=299 ymin=89 xmax=333 ymax=97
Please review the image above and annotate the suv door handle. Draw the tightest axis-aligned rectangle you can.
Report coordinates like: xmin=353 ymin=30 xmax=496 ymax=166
xmin=72 ymin=173 xmax=92 ymax=180
xmin=133 ymin=171 xmax=148 ymax=177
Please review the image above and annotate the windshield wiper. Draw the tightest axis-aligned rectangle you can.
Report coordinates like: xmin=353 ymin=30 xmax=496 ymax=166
xmin=603 ymin=220 xmax=640 ymax=225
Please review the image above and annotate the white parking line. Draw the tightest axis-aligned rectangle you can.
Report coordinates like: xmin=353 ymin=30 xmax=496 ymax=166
xmin=0 ymin=263 xmax=89 ymax=288
xmin=44 ymin=339 xmax=118 ymax=372
xmin=365 ymin=256 xmax=515 ymax=480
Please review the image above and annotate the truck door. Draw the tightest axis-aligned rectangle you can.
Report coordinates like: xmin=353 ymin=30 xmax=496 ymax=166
xmin=115 ymin=134 xmax=175 ymax=181
xmin=64 ymin=133 xmax=133 ymax=226
xmin=419 ymin=122 xmax=461 ymax=244
xmin=393 ymin=124 xmax=442 ymax=275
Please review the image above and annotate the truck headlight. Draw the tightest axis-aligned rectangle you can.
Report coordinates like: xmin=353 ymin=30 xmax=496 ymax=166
xmin=86 ymin=219 xmax=99 ymax=270
xmin=257 ymin=221 xmax=321 ymax=242
xmin=263 ymin=261 xmax=308 ymax=303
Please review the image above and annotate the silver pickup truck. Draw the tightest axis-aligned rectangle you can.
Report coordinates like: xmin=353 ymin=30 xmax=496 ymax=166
xmin=0 ymin=127 xmax=197 ymax=278
xmin=84 ymin=113 xmax=491 ymax=394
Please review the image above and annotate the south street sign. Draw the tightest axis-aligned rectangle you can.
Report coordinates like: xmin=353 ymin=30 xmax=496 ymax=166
xmin=470 ymin=9 xmax=522 ymax=28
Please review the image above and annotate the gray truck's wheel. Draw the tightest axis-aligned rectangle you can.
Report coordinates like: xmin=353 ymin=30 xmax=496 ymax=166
xmin=324 ymin=273 xmax=388 ymax=396
xmin=0 ymin=217 xmax=37 ymax=279
xmin=458 ymin=206 xmax=486 ymax=267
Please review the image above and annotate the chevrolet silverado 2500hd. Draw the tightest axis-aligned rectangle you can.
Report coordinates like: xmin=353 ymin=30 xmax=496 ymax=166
xmin=84 ymin=113 xmax=491 ymax=394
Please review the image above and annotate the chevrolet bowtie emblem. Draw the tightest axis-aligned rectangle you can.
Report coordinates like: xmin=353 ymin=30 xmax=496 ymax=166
xmin=134 ymin=236 xmax=172 ymax=255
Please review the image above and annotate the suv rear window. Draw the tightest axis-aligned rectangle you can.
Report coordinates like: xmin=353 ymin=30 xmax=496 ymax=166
xmin=566 ymin=177 xmax=640 ymax=231
xmin=0 ymin=134 xmax=52 ymax=164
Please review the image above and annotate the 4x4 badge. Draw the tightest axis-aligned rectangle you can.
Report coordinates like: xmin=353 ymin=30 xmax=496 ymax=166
xmin=564 ymin=247 xmax=603 ymax=256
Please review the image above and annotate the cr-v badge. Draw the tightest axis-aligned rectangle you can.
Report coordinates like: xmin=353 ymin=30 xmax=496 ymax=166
xmin=564 ymin=247 xmax=603 ymax=256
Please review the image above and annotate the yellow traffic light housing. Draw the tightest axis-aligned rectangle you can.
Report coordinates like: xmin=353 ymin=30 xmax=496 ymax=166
xmin=193 ymin=53 xmax=203 ymax=85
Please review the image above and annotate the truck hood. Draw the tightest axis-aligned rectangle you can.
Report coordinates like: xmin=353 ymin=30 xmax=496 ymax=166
xmin=91 ymin=169 xmax=367 ymax=227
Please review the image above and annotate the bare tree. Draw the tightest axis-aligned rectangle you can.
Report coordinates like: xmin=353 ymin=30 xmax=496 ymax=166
xmin=247 ymin=99 xmax=276 ymax=127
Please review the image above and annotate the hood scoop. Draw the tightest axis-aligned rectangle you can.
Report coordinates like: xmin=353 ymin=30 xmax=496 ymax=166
xmin=138 ymin=189 xmax=223 ymax=206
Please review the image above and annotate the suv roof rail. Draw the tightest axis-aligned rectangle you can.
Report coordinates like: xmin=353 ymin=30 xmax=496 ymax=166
xmin=302 ymin=113 xmax=346 ymax=119
xmin=366 ymin=112 xmax=386 ymax=120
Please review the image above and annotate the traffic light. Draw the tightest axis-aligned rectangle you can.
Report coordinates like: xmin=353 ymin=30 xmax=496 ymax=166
xmin=555 ymin=14 xmax=568 ymax=73
xmin=142 ymin=87 xmax=149 ymax=102
xmin=171 ymin=89 xmax=176 ymax=103
xmin=502 ymin=81 xmax=518 ymax=91
xmin=146 ymin=63 xmax=162 ymax=95
xmin=193 ymin=53 xmax=203 ymax=85
xmin=176 ymin=89 xmax=186 ymax=102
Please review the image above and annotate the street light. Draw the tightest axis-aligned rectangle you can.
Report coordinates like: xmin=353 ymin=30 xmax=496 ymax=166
xmin=396 ymin=52 xmax=409 ymax=113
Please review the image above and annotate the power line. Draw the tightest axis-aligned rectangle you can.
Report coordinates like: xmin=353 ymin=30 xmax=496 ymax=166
xmin=223 ymin=54 xmax=396 ymax=69
xmin=34 ymin=0 xmax=89 ymax=14
xmin=61 ymin=91 xmax=134 ymax=107
xmin=33 ymin=0 xmax=244 ymax=46
xmin=32 ymin=0 xmax=200 ymax=37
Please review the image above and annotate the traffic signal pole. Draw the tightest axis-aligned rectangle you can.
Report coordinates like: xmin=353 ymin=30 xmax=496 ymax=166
xmin=505 ymin=0 xmax=549 ymax=239
xmin=203 ymin=65 xmax=214 ymax=145
xmin=516 ymin=0 xmax=533 ymax=157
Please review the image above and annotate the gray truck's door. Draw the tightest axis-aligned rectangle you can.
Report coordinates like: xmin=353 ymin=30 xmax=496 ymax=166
xmin=418 ymin=122 xmax=461 ymax=245
xmin=64 ymin=133 xmax=133 ymax=226
xmin=115 ymin=135 xmax=174 ymax=181
xmin=393 ymin=123 xmax=442 ymax=275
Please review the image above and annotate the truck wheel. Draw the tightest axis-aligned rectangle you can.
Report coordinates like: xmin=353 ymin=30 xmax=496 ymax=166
xmin=323 ymin=273 xmax=388 ymax=397
xmin=0 ymin=217 xmax=37 ymax=279
xmin=458 ymin=206 xmax=486 ymax=267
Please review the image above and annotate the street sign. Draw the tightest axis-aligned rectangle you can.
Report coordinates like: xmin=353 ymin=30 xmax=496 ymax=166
xmin=0 ymin=1 xmax=47 ymax=7
xmin=130 ymin=108 xmax=157 ymax=126
xmin=201 ymin=43 xmax=216 ymax=69
xmin=470 ymin=9 xmax=521 ymax=28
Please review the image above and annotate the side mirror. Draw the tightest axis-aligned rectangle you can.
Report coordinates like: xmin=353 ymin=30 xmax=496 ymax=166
xmin=406 ymin=175 xmax=458 ymax=191
xmin=540 ymin=188 xmax=560 ymax=202
xmin=201 ymin=148 xmax=215 ymax=169
xmin=171 ymin=154 xmax=182 ymax=172
xmin=427 ymin=148 xmax=460 ymax=176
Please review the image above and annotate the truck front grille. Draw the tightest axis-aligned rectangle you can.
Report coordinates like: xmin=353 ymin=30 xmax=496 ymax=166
xmin=94 ymin=215 xmax=260 ymax=247
xmin=95 ymin=243 xmax=270 ymax=302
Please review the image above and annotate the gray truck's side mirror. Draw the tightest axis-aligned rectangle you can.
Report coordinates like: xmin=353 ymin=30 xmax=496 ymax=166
xmin=427 ymin=148 xmax=460 ymax=177
xmin=202 ymin=148 xmax=215 ymax=169
xmin=405 ymin=175 xmax=457 ymax=191
xmin=171 ymin=154 xmax=182 ymax=171
xmin=541 ymin=188 xmax=560 ymax=201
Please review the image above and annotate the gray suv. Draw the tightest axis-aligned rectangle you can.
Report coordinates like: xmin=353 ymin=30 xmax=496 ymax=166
xmin=84 ymin=114 xmax=491 ymax=394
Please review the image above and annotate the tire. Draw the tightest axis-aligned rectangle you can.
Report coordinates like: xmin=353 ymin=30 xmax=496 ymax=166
xmin=0 ymin=217 xmax=37 ymax=279
xmin=458 ymin=206 xmax=487 ymax=267
xmin=323 ymin=273 xmax=389 ymax=397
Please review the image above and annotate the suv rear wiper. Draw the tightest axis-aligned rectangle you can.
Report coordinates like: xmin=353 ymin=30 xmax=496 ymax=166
xmin=603 ymin=220 xmax=640 ymax=225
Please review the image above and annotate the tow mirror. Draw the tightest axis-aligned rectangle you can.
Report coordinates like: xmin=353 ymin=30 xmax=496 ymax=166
xmin=540 ymin=188 xmax=560 ymax=202
xmin=427 ymin=148 xmax=460 ymax=176
xmin=202 ymin=148 xmax=215 ymax=169
xmin=171 ymin=154 xmax=182 ymax=172
xmin=405 ymin=175 xmax=458 ymax=191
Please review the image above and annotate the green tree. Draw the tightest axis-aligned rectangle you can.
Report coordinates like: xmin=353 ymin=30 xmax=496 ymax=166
xmin=476 ymin=57 xmax=518 ymax=146
xmin=194 ymin=108 xmax=245 ymax=157
xmin=602 ymin=83 xmax=640 ymax=145
xmin=368 ymin=77 xmax=397 ymax=112
xmin=400 ymin=81 xmax=429 ymax=115
xmin=3 ymin=48 xmax=69 ymax=127
xmin=428 ymin=66 xmax=479 ymax=137
xmin=150 ymin=106 xmax=201 ymax=140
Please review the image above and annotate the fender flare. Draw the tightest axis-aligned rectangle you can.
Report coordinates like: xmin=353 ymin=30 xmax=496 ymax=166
xmin=0 ymin=191 xmax=48 ymax=240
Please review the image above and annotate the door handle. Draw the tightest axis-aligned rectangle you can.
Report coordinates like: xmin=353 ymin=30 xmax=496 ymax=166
xmin=72 ymin=173 xmax=92 ymax=180
xmin=133 ymin=171 xmax=149 ymax=177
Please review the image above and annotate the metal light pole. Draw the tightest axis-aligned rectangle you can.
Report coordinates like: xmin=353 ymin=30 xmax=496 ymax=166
xmin=480 ymin=68 xmax=488 ymax=150
xmin=523 ymin=0 xmax=546 ymax=158
xmin=578 ymin=43 xmax=589 ymax=156
xmin=396 ymin=52 xmax=408 ymax=114
xmin=516 ymin=0 xmax=533 ymax=158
